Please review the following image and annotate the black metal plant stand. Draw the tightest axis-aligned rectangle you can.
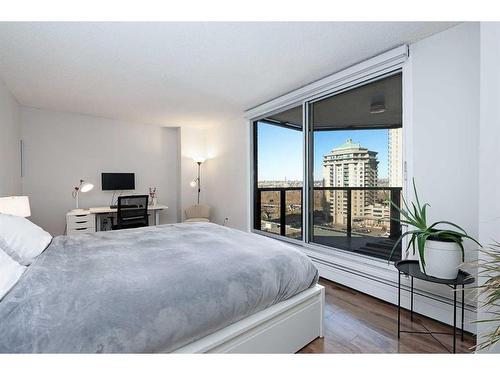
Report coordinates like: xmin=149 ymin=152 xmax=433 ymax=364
xmin=395 ymin=260 xmax=474 ymax=353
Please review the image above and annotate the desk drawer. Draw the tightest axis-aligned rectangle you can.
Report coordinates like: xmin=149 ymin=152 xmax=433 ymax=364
xmin=67 ymin=214 xmax=95 ymax=229
xmin=67 ymin=227 xmax=96 ymax=235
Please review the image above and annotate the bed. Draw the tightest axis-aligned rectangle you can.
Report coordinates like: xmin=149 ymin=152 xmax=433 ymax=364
xmin=0 ymin=222 xmax=323 ymax=353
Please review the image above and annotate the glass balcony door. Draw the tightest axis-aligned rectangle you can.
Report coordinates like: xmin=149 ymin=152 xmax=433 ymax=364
xmin=307 ymin=73 xmax=403 ymax=259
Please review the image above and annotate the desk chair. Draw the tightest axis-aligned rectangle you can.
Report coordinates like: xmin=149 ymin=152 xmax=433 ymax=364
xmin=112 ymin=195 xmax=149 ymax=230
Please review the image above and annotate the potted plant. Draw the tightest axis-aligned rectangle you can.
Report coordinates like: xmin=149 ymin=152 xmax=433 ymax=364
xmin=388 ymin=179 xmax=480 ymax=279
xmin=474 ymin=243 xmax=500 ymax=351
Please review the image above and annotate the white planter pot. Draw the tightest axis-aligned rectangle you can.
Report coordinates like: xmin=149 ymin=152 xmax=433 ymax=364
xmin=418 ymin=239 xmax=462 ymax=279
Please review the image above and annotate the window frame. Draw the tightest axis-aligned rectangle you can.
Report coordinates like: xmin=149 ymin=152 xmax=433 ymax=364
xmin=251 ymin=103 xmax=305 ymax=246
xmin=248 ymin=45 xmax=410 ymax=256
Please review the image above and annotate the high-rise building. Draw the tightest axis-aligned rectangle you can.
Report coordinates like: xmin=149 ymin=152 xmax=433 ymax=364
xmin=388 ymin=128 xmax=403 ymax=187
xmin=322 ymin=139 xmax=378 ymax=225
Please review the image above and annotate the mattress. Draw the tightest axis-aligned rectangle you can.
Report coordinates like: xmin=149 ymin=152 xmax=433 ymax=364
xmin=0 ymin=222 xmax=318 ymax=353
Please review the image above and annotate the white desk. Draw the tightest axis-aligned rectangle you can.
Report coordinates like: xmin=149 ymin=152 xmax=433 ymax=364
xmin=90 ymin=205 xmax=167 ymax=226
xmin=66 ymin=205 xmax=168 ymax=235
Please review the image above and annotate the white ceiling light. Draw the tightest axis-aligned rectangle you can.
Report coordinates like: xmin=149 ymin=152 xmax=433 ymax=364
xmin=370 ymin=100 xmax=386 ymax=114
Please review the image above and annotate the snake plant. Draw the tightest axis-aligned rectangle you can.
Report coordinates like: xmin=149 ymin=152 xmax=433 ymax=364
xmin=388 ymin=179 xmax=480 ymax=271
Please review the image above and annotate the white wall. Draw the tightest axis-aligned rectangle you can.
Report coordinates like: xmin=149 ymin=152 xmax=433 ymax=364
xmin=0 ymin=79 xmax=21 ymax=196
xmin=176 ymin=120 xmax=249 ymax=230
xmin=179 ymin=126 xmax=207 ymax=220
xmin=478 ymin=23 xmax=500 ymax=261
xmin=20 ymin=107 xmax=180 ymax=235
xmin=17 ymin=105 xmax=248 ymax=233
xmin=406 ymin=22 xmax=480 ymax=314
xmin=205 ymin=117 xmax=249 ymax=230
xmin=410 ymin=22 xmax=480 ymax=254
xmin=477 ymin=22 xmax=500 ymax=353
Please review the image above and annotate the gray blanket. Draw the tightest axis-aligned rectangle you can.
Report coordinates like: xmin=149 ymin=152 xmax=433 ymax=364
xmin=0 ymin=222 xmax=318 ymax=353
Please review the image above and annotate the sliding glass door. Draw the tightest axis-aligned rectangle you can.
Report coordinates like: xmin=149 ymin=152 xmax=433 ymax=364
xmin=308 ymin=73 xmax=403 ymax=259
xmin=252 ymin=72 xmax=403 ymax=259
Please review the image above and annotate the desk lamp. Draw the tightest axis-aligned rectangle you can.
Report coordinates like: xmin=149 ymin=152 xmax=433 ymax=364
xmin=72 ymin=179 xmax=94 ymax=211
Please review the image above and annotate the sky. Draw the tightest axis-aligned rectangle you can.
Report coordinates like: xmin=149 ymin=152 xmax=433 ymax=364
xmin=257 ymin=122 xmax=389 ymax=181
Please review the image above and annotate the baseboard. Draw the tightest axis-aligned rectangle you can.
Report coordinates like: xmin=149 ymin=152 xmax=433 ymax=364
xmin=303 ymin=247 xmax=477 ymax=334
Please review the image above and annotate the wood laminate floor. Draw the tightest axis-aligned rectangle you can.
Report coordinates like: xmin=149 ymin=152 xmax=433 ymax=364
xmin=299 ymin=278 xmax=475 ymax=353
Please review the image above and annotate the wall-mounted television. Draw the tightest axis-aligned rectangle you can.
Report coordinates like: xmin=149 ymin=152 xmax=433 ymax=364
xmin=101 ymin=173 xmax=135 ymax=191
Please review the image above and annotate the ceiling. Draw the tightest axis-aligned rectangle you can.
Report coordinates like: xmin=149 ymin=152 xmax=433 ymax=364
xmin=0 ymin=22 xmax=457 ymax=128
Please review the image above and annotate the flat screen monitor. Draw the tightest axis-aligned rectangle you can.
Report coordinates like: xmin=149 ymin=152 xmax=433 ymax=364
xmin=101 ymin=173 xmax=135 ymax=191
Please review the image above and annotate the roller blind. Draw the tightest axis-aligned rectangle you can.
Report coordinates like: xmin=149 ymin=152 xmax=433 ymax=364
xmin=312 ymin=72 xmax=402 ymax=131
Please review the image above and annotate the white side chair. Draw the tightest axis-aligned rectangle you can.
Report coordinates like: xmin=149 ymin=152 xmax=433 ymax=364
xmin=183 ymin=204 xmax=211 ymax=223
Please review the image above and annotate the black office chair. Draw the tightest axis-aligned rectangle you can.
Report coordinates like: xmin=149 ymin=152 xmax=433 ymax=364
xmin=112 ymin=195 xmax=149 ymax=230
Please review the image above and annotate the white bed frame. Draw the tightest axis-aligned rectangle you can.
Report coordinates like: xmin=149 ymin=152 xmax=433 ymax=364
xmin=173 ymin=284 xmax=325 ymax=353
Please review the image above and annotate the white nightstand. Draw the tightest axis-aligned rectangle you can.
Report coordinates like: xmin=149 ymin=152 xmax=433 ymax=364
xmin=66 ymin=210 xmax=96 ymax=235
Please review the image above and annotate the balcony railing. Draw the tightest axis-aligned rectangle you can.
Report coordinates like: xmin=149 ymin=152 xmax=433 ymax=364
xmin=254 ymin=186 xmax=402 ymax=260
xmin=254 ymin=187 xmax=302 ymax=239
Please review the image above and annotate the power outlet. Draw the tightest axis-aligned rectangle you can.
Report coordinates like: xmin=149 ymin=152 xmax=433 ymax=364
xmin=223 ymin=217 xmax=229 ymax=226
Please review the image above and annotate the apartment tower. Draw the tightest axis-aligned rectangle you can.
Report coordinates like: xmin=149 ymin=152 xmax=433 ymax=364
xmin=322 ymin=139 xmax=378 ymax=225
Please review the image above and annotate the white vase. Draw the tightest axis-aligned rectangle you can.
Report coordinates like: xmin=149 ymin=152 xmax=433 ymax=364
xmin=418 ymin=239 xmax=462 ymax=279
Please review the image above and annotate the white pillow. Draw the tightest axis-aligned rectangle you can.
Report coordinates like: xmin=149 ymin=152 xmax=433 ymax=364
xmin=0 ymin=213 xmax=52 ymax=265
xmin=0 ymin=247 xmax=26 ymax=300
